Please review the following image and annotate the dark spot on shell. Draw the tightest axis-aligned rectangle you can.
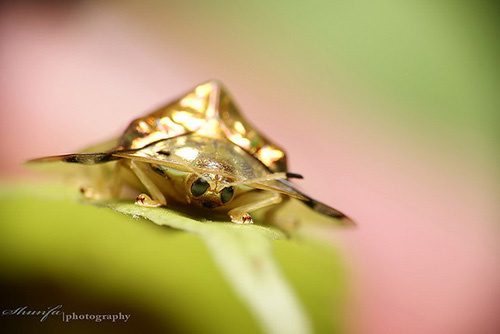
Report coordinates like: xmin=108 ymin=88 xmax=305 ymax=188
xmin=151 ymin=165 xmax=166 ymax=176
xmin=158 ymin=150 xmax=171 ymax=156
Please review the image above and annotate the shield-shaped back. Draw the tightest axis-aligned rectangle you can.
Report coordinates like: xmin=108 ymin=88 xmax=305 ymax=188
xmin=118 ymin=80 xmax=288 ymax=173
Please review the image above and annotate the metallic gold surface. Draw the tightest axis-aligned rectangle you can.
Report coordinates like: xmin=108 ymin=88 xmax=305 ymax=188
xmin=118 ymin=80 xmax=287 ymax=172
xmin=29 ymin=81 xmax=352 ymax=224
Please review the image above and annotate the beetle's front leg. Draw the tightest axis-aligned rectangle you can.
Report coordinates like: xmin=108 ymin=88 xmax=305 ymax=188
xmin=228 ymin=191 xmax=282 ymax=224
xmin=129 ymin=160 xmax=167 ymax=207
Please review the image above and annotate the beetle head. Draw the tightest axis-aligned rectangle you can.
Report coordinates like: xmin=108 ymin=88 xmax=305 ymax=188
xmin=186 ymin=173 xmax=235 ymax=209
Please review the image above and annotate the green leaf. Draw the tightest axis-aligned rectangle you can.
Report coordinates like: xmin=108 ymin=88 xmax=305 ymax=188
xmin=109 ymin=203 xmax=310 ymax=334
xmin=0 ymin=183 xmax=347 ymax=333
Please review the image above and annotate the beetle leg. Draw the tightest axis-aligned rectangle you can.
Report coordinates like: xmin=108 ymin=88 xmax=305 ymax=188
xmin=228 ymin=191 xmax=282 ymax=224
xmin=129 ymin=160 xmax=167 ymax=207
xmin=79 ymin=186 xmax=101 ymax=200
xmin=135 ymin=193 xmax=163 ymax=207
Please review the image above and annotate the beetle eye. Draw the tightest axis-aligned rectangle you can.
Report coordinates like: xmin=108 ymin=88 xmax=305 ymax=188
xmin=220 ymin=186 xmax=234 ymax=204
xmin=191 ymin=178 xmax=210 ymax=197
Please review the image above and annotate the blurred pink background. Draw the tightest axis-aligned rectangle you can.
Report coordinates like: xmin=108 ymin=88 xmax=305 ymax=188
xmin=1 ymin=1 xmax=498 ymax=333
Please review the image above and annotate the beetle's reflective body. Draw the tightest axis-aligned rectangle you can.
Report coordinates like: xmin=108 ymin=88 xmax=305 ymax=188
xmin=29 ymin=81 xmax=352 ymax=224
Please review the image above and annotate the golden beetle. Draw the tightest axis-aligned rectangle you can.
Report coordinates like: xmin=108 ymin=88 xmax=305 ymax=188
xmin=29 ymin=81 xmax=353 ymax=225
